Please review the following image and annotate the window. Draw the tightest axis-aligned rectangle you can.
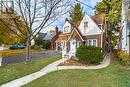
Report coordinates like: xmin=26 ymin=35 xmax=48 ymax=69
xmin=64 ymin=26 xmax=69 ymax=33
xmin=84 ymin=22 xmax=88 ymax=33
xmin=61 ymin=41 xmax=66 ymax=48
xmin=93 ymin=40 xmax=96 ymax=46
xmin=88 ymin=40 xmax=92 ymax=45
xmin=87 ymin=39 xmax=97 ymax=46
xmin=77 ymin=41 xmax=81 ymax=48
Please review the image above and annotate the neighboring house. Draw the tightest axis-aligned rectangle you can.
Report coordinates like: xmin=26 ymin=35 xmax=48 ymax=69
xmin=56 ymin=13 xmax=105 ymax=57
xmin=38 ymin=32 xmax=47 ymax=39
xmin=43 ymin=27 xmax=60 ymax=50
xmin=121 ymin=0 xmax=130 ymax=54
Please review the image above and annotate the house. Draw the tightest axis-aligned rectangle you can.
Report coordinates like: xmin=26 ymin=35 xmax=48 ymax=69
xmin=43 ymin=27 xmax=60 ymax=50
xmin=38 ymin=33 xmax=46 ymax=39
xmin=56 ymin=13 xmax=105 ymax=57
xmin=121 ymin=0 xmax=130 ymax=54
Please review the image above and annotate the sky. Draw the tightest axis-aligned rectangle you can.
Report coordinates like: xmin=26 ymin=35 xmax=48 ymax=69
xmin=41 ymin=0 xmax=102 ymax=33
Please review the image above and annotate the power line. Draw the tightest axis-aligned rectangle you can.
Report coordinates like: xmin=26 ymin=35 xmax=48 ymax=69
xmin=76 ymin=0 xmax=95 ymax=10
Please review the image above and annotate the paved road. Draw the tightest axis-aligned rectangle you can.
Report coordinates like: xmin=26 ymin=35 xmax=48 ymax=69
xmin=2 ymin=51 xmax=61 ymax=65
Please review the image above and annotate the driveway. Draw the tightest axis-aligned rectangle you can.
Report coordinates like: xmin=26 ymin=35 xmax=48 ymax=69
xmin=2 ymin=51 xmax=61 ymax=65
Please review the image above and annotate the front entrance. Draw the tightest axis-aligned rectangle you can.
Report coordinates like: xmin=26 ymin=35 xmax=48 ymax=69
xmin=70 ymin=38 xmax=76 ymax=56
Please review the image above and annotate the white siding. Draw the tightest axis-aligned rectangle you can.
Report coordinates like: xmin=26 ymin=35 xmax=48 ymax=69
xmin=78 ymin=14 xmax=102 ymax=36
xmin=63 ymin=21 xmax=71 ymax=33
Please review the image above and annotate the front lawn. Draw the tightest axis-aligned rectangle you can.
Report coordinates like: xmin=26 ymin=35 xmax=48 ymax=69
xmin=23 ymin=60 xmax=130 ymax=87
xmin=0 ymin=49 xmax=50 ymax=57
xmin=0 ymin=55 xmax=61 ymax=85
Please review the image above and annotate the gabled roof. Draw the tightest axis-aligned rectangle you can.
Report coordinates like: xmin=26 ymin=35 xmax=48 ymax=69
xmin=56 ymin=33 xmax=70 ymax=42
xmin=71 ymin=21 xmax=81 ymax=27
xmin=43 ymin=32 xmax=56 ymax=40
xmin=67 ymin=20 xmax=85 ymax=41
xmin=91 ymin=13 xmax=105 ymax=25
xmin=59 ymin=13 xmax=105 ymax=42
xmin=65 ymin=18 xmax=81 ymax=27
xmin=38 ymin=33 xmax=46 ymax=39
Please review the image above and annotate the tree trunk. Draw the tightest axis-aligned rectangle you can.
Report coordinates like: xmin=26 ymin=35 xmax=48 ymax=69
xmin=26 ymin=37 xmax=31 ymax=63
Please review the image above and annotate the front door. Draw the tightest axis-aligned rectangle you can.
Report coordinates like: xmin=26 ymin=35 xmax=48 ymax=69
xmin=70 ymin=39 xmax=76 ymax=56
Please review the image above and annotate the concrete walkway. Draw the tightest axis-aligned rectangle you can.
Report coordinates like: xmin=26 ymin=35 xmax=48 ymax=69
xmin=0 ymin=54 xmax=110 ymax=87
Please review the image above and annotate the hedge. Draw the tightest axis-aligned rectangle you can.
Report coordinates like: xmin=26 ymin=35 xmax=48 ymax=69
xmin=76 ymin=45 xmax=103 ymax=64
xmin=42 ymin=41 xmax=51 ymax=49
xmin=117 ymin=50 xmax=130 ymax=66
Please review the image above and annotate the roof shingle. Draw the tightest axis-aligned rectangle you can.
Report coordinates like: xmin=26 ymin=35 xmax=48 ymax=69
xmin=43 ymin=32 xmax=56 ymax=40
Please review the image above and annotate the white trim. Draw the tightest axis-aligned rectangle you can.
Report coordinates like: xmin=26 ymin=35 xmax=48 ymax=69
xmin=68 ymin=28 xmax=85 ymax=42
xmin=84 ymin=21 xmax=89 ymax=33
xmin=86 ymin=14 xmax=104 ymax=32
xmin=87 ymin=39 xmax=97 ymax=47
xmin=77 ymin=41 xmax=81 ymax=48
xmin=63 ymin=26 xmax=69 ymax=33
xmin=69 ymin=38 xmax=76 ymax=57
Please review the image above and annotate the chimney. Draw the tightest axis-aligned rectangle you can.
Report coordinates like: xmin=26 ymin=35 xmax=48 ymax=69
xmin=55 ymin=26 xmax=58 ymax=35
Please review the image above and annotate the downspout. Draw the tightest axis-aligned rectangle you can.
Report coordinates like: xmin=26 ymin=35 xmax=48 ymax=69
xmin=100 ymin=24 xmax=104 ymax=48
xmin=101 ymin=31 xmax=103 ymax=48
xmin=56 ymin=41 xmax=58 ymax=51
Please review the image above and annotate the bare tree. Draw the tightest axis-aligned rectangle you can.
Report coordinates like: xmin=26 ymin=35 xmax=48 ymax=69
xmin=0 ymin=0 xmax=72 ymax=62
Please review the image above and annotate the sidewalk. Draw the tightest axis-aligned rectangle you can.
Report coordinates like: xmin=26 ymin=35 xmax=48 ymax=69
xmin=0 ymin=54 xmax=110 ymax=87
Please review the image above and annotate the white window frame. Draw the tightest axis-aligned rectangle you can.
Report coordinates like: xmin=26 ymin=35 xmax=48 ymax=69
xmin=84 ymin=22 xmax=88 ymax=33
xmin=61 ymin=41 xmax=66 ymax=48
xmin=64 ymin=26 xmax=69 ymax=33
xmin=87 ymin=39 xmax=97 ymax=47
xmin=77 ymin=41 xmax=81 ymax=48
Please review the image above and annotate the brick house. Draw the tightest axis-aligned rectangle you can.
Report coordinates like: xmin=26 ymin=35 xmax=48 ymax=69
xmin=43 ymin=27 xmax=60 ymax=50
xmin=56 ymin=13 xmax=105 ymax=57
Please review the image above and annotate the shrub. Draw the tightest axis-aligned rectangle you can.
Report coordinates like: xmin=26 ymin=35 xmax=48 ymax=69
xmin=76 ymin=45 xmax=103 ymax=64
xmin=42 ymin=41 xmax=51 ymax=49
xmin=117 ymin=50 xmax=130 ymax=66
xmin=31 ymin=45 xmax=35 ymax=49
xmin=34 ymin=36 xmax=43 ymax=45
xmin=33 ymin=45 xmax=42 ymax=50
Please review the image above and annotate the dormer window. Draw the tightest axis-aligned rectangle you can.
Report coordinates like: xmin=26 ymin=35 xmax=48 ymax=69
xmin=64 ymin=26 xmax=69 ymax=33
xmin=84 ymin=22 xmax=88 ymax=33
xmin=1 ymin=1 xmax=14 ymax=14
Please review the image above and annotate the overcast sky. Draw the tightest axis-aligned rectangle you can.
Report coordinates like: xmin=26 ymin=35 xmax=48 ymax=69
xmin=41 ymin=0 xmax=102 ymax=33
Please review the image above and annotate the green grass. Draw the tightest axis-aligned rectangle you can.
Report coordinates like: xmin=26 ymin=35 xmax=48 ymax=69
xmin=23 ymin=63 xmax=130 ymax=87
xmin=0 ymin=55 xmax=61 ymax=85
